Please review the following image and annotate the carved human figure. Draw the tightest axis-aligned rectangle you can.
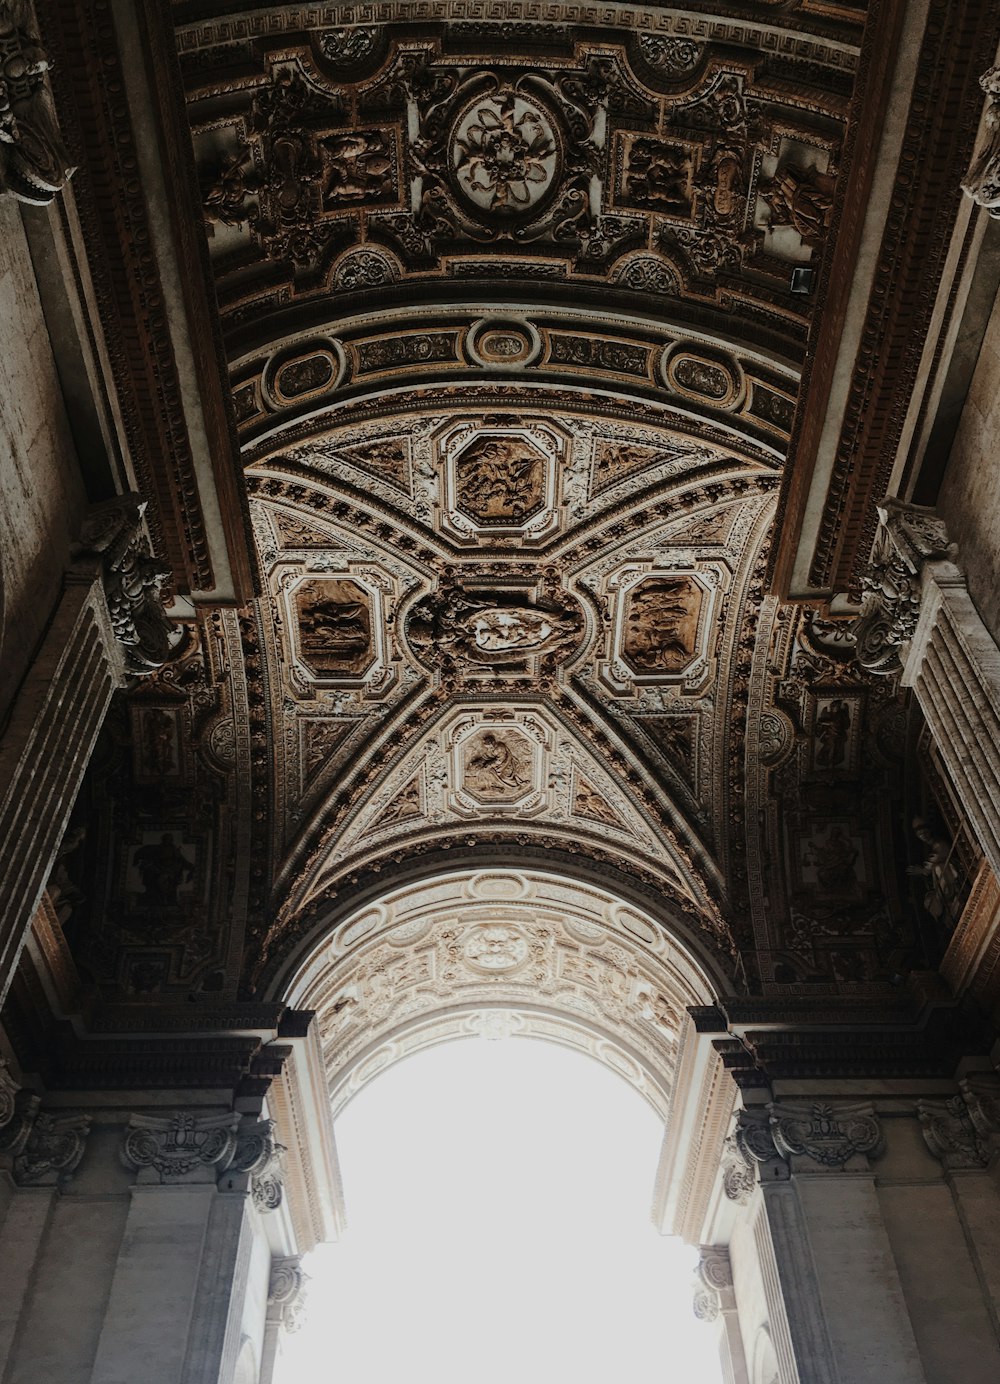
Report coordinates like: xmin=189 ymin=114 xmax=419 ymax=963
xmin=142 ymin=708 xmax=176 ymax=776
xmin=455 ymin=437 xmax=543 ymax=523
xmin=815 ymin=698 xmax=851 ymax=770
xmin=761 ymin=165 xmax=835 ymax=247
xmin=804 ymin=824 xmax=859 ymax=892
xmin=625 ymin=139 xmax=692 ymax=213
xmin=465 ymin=731 xmax=530 ymax=794
xmin=324 ymin=131 xmax=392 ymax=202
xmin=624 ymin=578 xmax=700 ymax=672
xmin=132 ymin=833 xmax=194 ymax=905
xmin=908 ymin=817 xmax=960 ymax=925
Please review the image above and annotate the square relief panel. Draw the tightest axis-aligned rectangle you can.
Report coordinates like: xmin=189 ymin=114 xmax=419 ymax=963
xmin=597 ymin=562 xmax=724 ymax=697
xmin=278 ymin=564 xmax=397 ymax=697
xmin=434 ymin=416 xmax=567 ymax=545
xmin=447 ymin=711 xmax=550 ymax=817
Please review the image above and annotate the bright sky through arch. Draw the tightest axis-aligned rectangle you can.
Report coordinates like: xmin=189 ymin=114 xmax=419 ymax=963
xmin=276 ymin=1037 xmax=726 ymax=1384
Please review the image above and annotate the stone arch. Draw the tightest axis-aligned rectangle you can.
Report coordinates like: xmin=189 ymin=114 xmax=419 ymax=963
xmin=281 ymin=865 xmax=719 ymax=1119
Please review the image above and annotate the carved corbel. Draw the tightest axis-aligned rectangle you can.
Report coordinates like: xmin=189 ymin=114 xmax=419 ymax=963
xmin=268 ymin=1255 xmax=308 ymax=1333
xmin=75 ymin=494 xmax=187 ymax=677
xmin=962 ymin=66 xmax=1000 ymax=218
xmin=0 ymin=1 xmax=75 ymax=204
xmin=769 ymin=1101 xmax=883 ymax=1167
xmin=121 ymin=1111 xmax=242 ymax=1182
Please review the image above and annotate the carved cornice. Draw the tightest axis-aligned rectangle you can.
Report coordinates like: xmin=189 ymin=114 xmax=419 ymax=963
xmin=39 ymin=0 xmax=215 ymax=592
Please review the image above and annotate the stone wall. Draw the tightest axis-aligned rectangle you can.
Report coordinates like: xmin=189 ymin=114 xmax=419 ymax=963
xmin=0 ymin=199 xmax=85 ymax=725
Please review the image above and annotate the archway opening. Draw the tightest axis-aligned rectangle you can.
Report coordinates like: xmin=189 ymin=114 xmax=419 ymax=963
xmin=275 ymin=1037 xmax=725 ymax=1384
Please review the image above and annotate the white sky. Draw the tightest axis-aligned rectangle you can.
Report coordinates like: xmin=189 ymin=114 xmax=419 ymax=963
xmin=276 ymin=1035 xmax=725 ymax=1384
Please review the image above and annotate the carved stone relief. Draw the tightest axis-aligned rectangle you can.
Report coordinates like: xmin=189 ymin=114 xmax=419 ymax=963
xmin=283 ymin=869 xmax=711 ymax=1116
xmin=0 ymin=3 xmax=74 ymax=204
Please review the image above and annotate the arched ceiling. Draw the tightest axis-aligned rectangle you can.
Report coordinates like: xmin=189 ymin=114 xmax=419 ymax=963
xmin=25 ymin=0 xmax=969 ymax=1061
xmin=284 ymin=868 xmax=715 ymax=1118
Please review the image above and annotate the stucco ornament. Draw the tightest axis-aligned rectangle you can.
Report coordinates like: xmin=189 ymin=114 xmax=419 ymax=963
xmin=451 ymin=89 xmax=559 ymax=217
xmin=770 ymin=1101 xmax=882 ymax=1166
xmin=121 ymin=1111 xmax=242 ymax=1179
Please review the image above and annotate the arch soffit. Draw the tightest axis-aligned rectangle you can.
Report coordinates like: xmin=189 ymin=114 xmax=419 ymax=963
xmin=282 ymin=867 xmax=718 ymax=1118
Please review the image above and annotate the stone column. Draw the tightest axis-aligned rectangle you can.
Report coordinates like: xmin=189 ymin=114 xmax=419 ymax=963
xmin=693 ymin=1246 xmax=749 ymax=1384
xmin=258 ymin=1256 xmax=308 ymax=1384
xmin=0 ymin=496 xmax=185 ymax=1007
xmin=721 ymin=1090 xmax=1000 ymax=1384
xmin=734 ymin=1099 xmax=925 ymax=1384
xmin=852 ymin=499 xmax=1000 ymax=883
xmin=0 ymin=1078 xmax=293 ymax=1384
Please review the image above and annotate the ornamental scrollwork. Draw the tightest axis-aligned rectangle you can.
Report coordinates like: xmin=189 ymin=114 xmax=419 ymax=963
xmin=770 ymin=1101 xmax=882 ymax=1167
xmin=76 ymin=494 xmax=187 ymax=677
xmin=730 ymin=1100 xmax=883 ymax=1177
xmin=121 ymin=1111 xmax=242 ymax=1180
xmin=14 ymin=1112 xmax=91 ymax=1184
xmin=919 ymin=1080 xmax=1000 ymax=1170
xmin=851 ymin=499 xmax=954 ymax=676
xmin=268 ymin=1254 xmax=309 ymax=1333
xmin=0 ymin=1071 xmax=90 ymax=1185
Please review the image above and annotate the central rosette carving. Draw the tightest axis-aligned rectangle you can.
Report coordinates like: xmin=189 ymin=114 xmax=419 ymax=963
xmin=451 ymin=89 xmax=560 ymax=218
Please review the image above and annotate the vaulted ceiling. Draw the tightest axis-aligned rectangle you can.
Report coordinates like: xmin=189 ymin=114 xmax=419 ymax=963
xmin=12 ymin=0 xmax=998 ymax=1077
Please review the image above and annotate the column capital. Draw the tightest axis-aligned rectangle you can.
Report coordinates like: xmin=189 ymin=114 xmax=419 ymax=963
xmin=726 ymin=1100 xmax=883 ymax=1193
xmin=0 ymin=1 xmax=75 ymax=205
xmin=851 ymin=499 xmax=956 ymax=676
xmin=268 ymin=1255 xmax=309 ymax=1334
xmin=75 ymin=495 xmax=187 ymax=677
xmin=120 ymin=1110 xmax=286 ymax=1209
xmin=919 ymin=1075 xmax=1000 ymax=1169
xmin=0 ymin=1059 xmax=91 ymax=1185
